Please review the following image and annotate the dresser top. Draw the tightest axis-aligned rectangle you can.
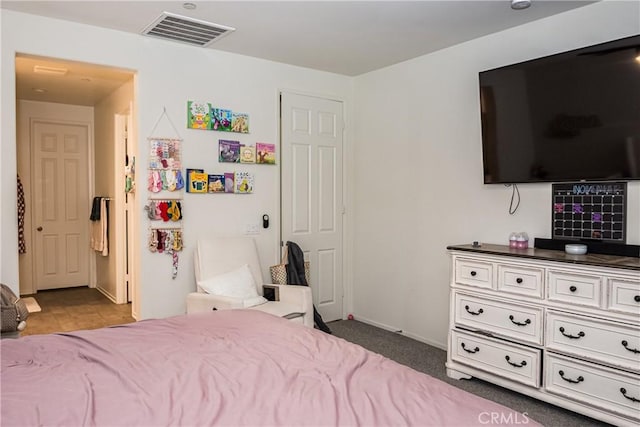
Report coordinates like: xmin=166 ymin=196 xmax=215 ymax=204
xmin=447 ymin=243 xmax=640 ymax=271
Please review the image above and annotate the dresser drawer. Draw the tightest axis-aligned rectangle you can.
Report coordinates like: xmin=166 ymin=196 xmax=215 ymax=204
xmin=545 ymin=353 xmax=640 ymax=421
xmin=548 ymin=270 xmax=602 ymax=308
xmin=451 ymin=329 xmax=541 ymax=387
xmin=608 ymin=277 xmax=640 ymax=316
xmin=454 ymin=293 xmax=543 ymax=345
xmin=497 ymin=264 xmax=544 ymax=299
xmin=546 ymin=311 xmax=640 ymax=373
xmin=454 ymin=258 xmax=493 ymax=289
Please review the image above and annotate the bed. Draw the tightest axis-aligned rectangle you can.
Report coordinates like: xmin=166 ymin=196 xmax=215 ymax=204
xmin=1 ymin=310 xmax=537 ymax=426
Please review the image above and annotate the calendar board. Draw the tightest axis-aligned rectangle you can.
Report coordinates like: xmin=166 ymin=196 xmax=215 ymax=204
xmin=552 ymin=182 xmax=627 ymax=243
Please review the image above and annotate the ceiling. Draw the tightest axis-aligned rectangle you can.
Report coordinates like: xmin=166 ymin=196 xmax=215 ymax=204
xmin=5 ymin=0 xmax=596 ymax=105
xmin=15 ymin=54 xmax=134 ymax=106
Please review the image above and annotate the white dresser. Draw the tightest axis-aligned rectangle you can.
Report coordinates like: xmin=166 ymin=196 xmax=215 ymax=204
xmin=446 ymin=244 xmax=640 ymax=426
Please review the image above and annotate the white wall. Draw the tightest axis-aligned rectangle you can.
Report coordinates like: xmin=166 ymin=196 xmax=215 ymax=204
xmin=1 ymin=10 xmax=354 ymax=319
xmin=351 ymin=0 xmax=640 ymax=348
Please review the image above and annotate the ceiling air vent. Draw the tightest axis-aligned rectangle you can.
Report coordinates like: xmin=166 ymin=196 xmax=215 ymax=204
xmin=142 ymin=12 xmax=235 ymax=47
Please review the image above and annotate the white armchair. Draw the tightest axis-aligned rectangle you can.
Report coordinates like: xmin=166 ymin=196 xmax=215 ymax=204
xmin=186 ymin=237 xmax=313 ymax=327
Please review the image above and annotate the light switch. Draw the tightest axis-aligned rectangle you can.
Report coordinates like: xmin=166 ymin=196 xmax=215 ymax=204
xmin=245 ymin=224 xmax=259 ymax=235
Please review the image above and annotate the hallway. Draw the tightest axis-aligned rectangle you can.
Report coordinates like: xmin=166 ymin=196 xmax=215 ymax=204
xmin=21 ymin=287 xmax=135 ymax=336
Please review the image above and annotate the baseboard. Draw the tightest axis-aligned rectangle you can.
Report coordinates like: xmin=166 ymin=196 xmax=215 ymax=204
xmin=534 ymin=238 xmax=640 ymax=258
xmin=344 ymin=314 xmax=447 ymax=351
xmin=96 ymin=286 xmax=117 ymax=303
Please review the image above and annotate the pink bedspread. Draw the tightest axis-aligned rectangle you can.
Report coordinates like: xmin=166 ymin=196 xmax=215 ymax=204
xmin=1 ymin=310 xmax=537 ymax=426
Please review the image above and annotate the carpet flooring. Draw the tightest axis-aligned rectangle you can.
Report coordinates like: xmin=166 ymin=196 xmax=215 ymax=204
xmin=329 ymin=319 xmax=611 ymax=427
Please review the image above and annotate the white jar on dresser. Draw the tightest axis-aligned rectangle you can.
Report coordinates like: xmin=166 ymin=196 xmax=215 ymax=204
xmin=446 ymin=244 xmax=640 ymax=426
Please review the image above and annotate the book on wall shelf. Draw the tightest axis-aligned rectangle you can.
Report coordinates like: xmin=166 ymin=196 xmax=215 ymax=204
xmin=208 ymin=174 xmax=225 ymax=193
xmin=187 ymin=169 xmax=208 ymax=193
xmin=240 ymin=144 xmax=256 ymax=164
xmin=234 ymin=171 xmax=254 ymax=194
xmin=186 ymin=168 xmax=203 ymax=192
xmin=212 ymin=108 xmax=232 ymax=132
xmin=224 ymin=172 xmax=235 ymax=193
xmin=231 ymin=112 xmax=250 ymax=133
xmin=219 ymin=139 xmax=240 ymax=163
xmin=187 ymin=101 xmax=211 ymax=130
xmin=256 ymin=142 xmax=276 ymax=165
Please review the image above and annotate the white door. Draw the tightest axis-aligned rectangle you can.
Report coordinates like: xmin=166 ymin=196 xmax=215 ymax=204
xmin=280 ymin=92 xmax=344 ymax=322
xmin=32 ymin=120 xmax=90 ymax=290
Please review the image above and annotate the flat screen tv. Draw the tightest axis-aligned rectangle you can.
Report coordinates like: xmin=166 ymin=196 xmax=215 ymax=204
xmin=479 ymin=35 xmax=640 ymax=184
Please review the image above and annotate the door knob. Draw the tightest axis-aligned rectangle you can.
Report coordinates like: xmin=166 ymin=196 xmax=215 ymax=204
xmin=37 ymin=226 xmax=43 ymax=232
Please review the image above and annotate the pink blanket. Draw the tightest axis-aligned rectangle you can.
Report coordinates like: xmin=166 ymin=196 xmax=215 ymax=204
xmin=1 ymin=310 xmax=537 ymax=426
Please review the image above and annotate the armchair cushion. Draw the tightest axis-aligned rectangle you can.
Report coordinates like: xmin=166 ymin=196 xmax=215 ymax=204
xmin=197 ymin=264 xmax=267 ymax=308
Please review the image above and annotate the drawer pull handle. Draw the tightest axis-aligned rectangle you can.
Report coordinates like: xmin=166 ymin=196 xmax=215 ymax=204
xmin=464 ymin=305 xmax=484 ymax=316
xmin=559 ymin=327 xmax=585 ymax=339
xmin=505 ymin=355 xmax=527 ymax=368
xmin=620 ymin=388 xmax=640 ymax=403
xmin=558 ymin=370 xmax=584 ymax=384
xmin=634 ymin=295 xmax=640 ymax=303
xmin=621 ymin=340 xmax=640 ymax=354
xmin=461 ymin=343 xmax=479 ymax=354
xmin=569 ymin=286 xmax=577 ymax=292
xmin=470 ymin=271 xmax=477 ymax=277
xmin=516 ymin=278 xmax=523 ymax=284
xmin=509 ymin=315 xmax=531 ymax=326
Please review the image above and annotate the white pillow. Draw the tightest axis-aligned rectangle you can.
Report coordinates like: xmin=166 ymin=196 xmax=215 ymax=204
xmin=198 ymin=264 xmax=267 ymax=307
xmin=241 ymin=295 xmax=268 ymax=308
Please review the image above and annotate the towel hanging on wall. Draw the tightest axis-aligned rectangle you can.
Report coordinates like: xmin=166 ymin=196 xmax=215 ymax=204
xmin=90 ymin=197 xmax=109 ymax=256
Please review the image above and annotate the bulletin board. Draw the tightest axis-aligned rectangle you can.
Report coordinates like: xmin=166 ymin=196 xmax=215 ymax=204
xmin=552 ymin=182 xmax=627 ymax=243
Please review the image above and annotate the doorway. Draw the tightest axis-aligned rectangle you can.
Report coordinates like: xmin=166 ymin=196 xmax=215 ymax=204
xmin=31 ymin=119 xmax=91 ymax=290
xmin=280 ymin=91 xmax=345 ymax=322
xmin=15 ymin=54 xmax=137 ymax=319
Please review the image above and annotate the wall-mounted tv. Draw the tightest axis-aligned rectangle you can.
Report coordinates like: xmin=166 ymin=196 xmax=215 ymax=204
xmin=479 ymin=35 xmax=640 ymax=184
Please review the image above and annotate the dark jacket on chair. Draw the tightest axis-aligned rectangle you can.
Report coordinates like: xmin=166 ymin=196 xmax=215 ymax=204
xmin=285 ymin=241 xmax=331 ymax=334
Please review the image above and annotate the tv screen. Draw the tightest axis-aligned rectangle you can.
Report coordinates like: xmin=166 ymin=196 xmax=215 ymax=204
xmin=480 ymin=35 xmax=640 ymax=184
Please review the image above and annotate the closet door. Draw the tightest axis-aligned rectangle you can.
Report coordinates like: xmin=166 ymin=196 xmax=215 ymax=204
xmin=32 ymin=120 xmax=90 ymax=290
xmin=280 ymin=92 xmax=345 ymax=322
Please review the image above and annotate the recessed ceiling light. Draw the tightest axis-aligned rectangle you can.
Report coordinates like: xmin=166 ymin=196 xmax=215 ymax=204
xmin=33 ymin=65 xmax=68 ymax=75
xmin=511 ymin=0 xmax=531 ymax=10
xmin=183 ymin=2 xmax=196 ymax=10
xmin=32 ymin=88 xmax=47 ymax=93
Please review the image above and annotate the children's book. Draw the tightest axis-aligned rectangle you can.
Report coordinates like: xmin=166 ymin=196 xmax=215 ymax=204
xmin=234 ymin=172 xmax=254 ymax=194
xmin=186 ymin=168 xmax=204 ymax=193
xmin=224 ymin=172 xmax=235 ymax=193
xmin=208 ymin=174 xmax=225 ymax=193
xmin=231 ymin=112 xmax=250 ymax=133
xmin=240 ymin=144 xmax=256 ymax=164
xmin=189 ymin=171 xmax=208 ymax=193
xmin=256 ymin=142 xmax=276 ymax=165
xmin=219 ymin=139 xmax=240 ymax=163
xmin=211 ymin=108 xmax=232 ymax=132
xmin=187 ymin=101 xmax=211 ymax=130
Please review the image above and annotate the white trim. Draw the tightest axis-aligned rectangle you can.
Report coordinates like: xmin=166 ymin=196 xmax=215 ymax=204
xmin=114 ymin=113 xmax=127 ymax=304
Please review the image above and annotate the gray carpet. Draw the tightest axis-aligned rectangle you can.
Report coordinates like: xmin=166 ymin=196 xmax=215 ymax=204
xmin=329 ymin=319 xmax=611 ymax=427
